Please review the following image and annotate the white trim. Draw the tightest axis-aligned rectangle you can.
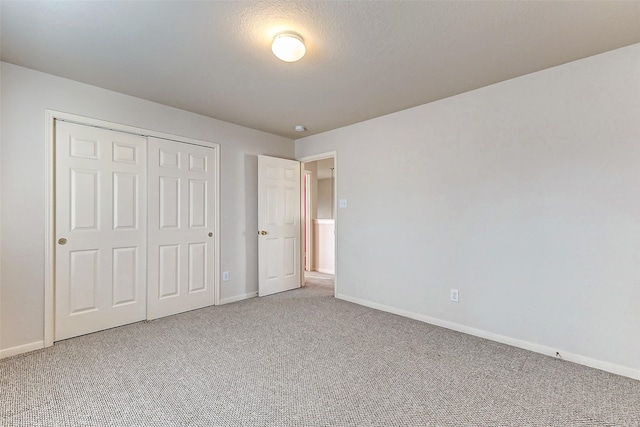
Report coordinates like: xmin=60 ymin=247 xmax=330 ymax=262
xmin=303 ymin=171 xmax=312 ymax=273
xmin=299 ymin=168 xmax=306 ymax=286
xmin=0 ymin=64 xmax=3 ymax=354
xmin=44 ymin=109 xmax=221 ymax=348
xmin=315 ymin=268 xmax=335 ymax=275
xmin=48 ymin=112 xmax=219 ymax=147
xmin=335 ymin=292 xmax=640 ymax=381
xmin=313 ymin=219 xmax=335 ymax=225
xmin=212 ymin=143 xmax=221 ymax=306
xmin=297 ymin=151 xmax=338 ymax=296
xmin=297 ymin=152 xmax=337 ymax=164
xmin=219 ymin=292 xmax=258 ymax=305
xmin=44 ymin=111 xmax=55 ymax=347
xmin=0 ymin=341 xmax=45 ymax=359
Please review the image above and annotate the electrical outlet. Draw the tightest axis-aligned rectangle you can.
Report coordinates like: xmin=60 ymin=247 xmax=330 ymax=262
xmin=450 ymin=289 xmax=459 ymax=302
xmin=222 ymin=271 xmax=230 ymax=282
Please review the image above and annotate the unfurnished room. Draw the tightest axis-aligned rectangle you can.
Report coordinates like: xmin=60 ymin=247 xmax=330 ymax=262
xmin=1 ymin=1 xmax=640 ymax=426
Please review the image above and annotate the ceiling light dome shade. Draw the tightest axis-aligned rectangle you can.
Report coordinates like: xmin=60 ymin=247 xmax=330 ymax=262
xmin=272 ymin=33 xmax=306 ymax=62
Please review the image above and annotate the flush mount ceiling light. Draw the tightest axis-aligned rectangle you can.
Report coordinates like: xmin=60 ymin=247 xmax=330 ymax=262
xmin=294 ymin=125 xmax=307 ymax=132
xmin=272 ymin=33 xmax=306 ymax=62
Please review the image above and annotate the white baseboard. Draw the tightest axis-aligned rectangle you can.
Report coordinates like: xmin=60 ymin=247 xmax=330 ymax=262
xmin=0 ymin=341 xmax=44 ymax=359
xmin=335 ymin=293 xmax=640 ymax=381
xmin=316 ymin=268 xmax=335 ymax=275
xmin=219 ymin=291 xmax=258 ymax=305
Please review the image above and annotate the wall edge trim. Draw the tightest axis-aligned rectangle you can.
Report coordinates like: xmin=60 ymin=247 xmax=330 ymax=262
xmin=335 ymin=292 xmax=640 ymax=381
xmin=0 ymin=341 xmax=45 ymax=359
xmin=219 ymin=292 xmax=258 ymax=305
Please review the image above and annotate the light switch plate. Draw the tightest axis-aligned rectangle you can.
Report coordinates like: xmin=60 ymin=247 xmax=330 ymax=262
xmin=339 ymin=199 xmax=348 ymax=208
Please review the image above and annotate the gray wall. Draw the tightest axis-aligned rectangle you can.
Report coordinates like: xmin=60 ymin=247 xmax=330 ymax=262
xmin=317 ymin=178 xmax=333 ymax=219
xmin=295 ymin=44 xmax=640 ymax=379
xmin=0 ymin=62 xmax=294 ymax=352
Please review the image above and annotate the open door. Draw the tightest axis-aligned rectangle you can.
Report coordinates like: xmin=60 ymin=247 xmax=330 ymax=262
xmin=258 ymin=155 xmax=301 ymax=296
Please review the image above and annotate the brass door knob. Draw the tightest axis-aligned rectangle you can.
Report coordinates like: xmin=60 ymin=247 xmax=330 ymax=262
xmin=58 ymin=238 xmax=68 ymax=245
xmin=260 ymin=230 xmax=268 ymax=235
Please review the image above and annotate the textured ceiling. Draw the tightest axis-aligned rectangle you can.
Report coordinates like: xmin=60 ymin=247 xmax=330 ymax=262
xmin=2 ymin=1 xmax=640 ymax=139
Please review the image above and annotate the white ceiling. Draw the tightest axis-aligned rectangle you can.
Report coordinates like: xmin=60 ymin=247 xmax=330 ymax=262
xmin=2 ymin=1 xmax=639 ymax=139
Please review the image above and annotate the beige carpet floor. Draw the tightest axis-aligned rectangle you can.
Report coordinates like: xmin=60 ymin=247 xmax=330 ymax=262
xmin=1 ymin=274 xmax=639 ymax=426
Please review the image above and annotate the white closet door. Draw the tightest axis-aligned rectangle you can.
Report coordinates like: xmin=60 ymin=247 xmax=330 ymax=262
xmin=147 ymin=137 xmax=216 ymax=320
xmin=55 ymin=121 xmax=147 ymax=341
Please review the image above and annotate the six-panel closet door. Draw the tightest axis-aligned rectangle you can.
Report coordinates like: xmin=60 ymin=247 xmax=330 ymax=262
xmin=55 ymin=121 xmax=147 ymax=341
xmin=55 ymin=122 xmax=217 ymax=341
xmin=147 ymin=137 xmax=216 ymax=320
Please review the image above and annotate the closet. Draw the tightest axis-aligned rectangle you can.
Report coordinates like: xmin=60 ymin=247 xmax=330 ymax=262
xmin=54 ymin=120 xmax=217 ymax=341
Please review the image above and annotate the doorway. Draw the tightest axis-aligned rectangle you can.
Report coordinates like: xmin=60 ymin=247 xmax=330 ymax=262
xmin=301 ymin=156 xmax=336 ymax=293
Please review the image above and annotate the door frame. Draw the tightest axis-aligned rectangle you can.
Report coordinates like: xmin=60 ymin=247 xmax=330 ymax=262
xmin=44 ymin=110 xmax=220 ymax=347
xmin=297 ymin=151 xmax=338 ymax=294
xmin=303 ymin=170 xmax=312 ymax=272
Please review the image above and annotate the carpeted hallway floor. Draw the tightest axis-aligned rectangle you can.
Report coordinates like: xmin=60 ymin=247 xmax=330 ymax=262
xmin=1 ymin=273 xmax=639 ymax=426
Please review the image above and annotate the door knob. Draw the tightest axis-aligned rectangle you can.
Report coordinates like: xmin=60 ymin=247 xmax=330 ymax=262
xmin=260 ymin=230 xmax=268 ymax=235
xmin=58 ymin=238 xmax=68 ymax=245
xmin=208 ymin=232 xmax=213 ymax=237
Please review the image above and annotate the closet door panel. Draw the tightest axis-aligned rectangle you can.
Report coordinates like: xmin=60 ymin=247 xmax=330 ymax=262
xmin=147 ymin=138 xmax=216 ymax=319
xmin=55 ymin=121 xmax=147 ymax=341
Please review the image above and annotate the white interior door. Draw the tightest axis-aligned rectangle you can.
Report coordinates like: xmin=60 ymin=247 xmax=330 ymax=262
xmin=258 ymin=155 xmax=301 ymax=296
xmin=147 ymin=137 xmax=216 ymax=320
xmin=55 ymin=121 xmax=147 ymax=341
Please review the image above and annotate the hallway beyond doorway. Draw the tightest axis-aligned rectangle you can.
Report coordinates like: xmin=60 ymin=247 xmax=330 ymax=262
xmin=304 ymin=271 xmax=334 ymax=294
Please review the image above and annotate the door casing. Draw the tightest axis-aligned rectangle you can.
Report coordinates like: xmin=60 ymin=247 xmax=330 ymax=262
xmin=303 ymin=170 xmax=312 ymax=272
